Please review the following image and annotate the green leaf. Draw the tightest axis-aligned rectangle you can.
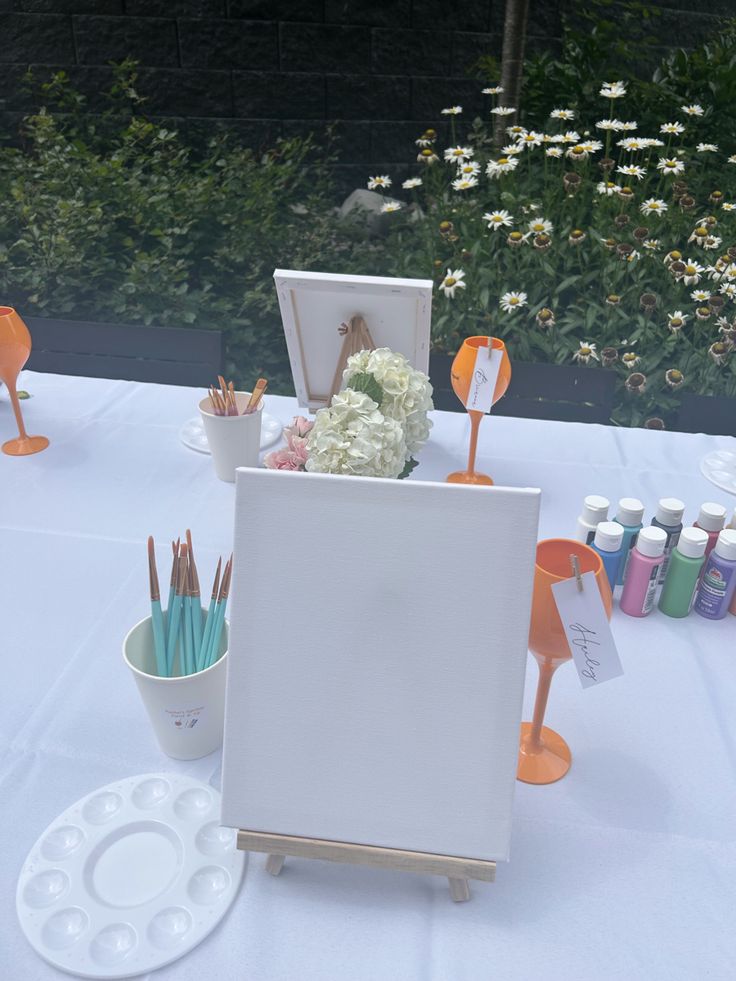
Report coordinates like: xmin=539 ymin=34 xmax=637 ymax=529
xmin=346 ymin=371 xmax=383 ymax=406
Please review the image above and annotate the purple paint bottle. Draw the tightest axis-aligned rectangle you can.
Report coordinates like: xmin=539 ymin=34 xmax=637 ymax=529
xmin=694 ymin=529 xmax=736 ymax=620
xmin=619 ymin=526 xmax=667 ymax=618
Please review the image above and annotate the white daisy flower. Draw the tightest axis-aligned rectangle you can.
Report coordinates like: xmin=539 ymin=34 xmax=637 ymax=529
xmin=641 ymin=137 xmax=664 ymax=147
xmin=696 ymin=142 xmax=718 ymax=152
xmin=483 ymin=209 xmax=514 ymax=230
xmin=491 ymin=105 xmax=516 ymax=116
xmin=620 ymin=121 xmax=638 ymax=131
xmin=528 ymin=217 xmax=553 ymax=235
xmin=486 ymin=156 xmax=520 ymax=178
xmin=596 ymin=181 xmax=620 ymax=196
xmin=546 ymin=147 xmax=563 ymax=158
xmin=519 ymin=131 xmax=544 ymax=148
xmin=643 ymin=239 xmax=660 ymax=250
xmin=660 ymin=121 xmax=685 ymax=134
xmin=679 ymin=259 xmax=705 ymax=285
xmin=722 ymin=202 xmax=736 ymax=212
xmin=550 ymin=108 xmax=575 ymax=120
xmin=482 ymin=86 xmax=503 ymax=95
xmin=640 ymin=198 xmax=668 ymax=216
xmin=500 ymin=290 xmax=528 ymax=312
xmin=667 ymin=311 xmax=688 ymax=333
xmin=617 ymin=137 xmax=645 ymax=151
xmin=573 ymin=341 xmax=600 ymax=363
xmin=625 ymin=250 xmax=642 ymax=263
xmin=691 ymin=289 xmax=711 ymax=302
xmin=501 ymin=143 xmax=523 ymax=155
xmin=600 ymin=81 xmax=627 ymax=98
xmin=444 ymin=145 xmax=474 ymax=162
xmin=440 ymin=269 xmax=466 ymax=298
xmin=719 ymin=283 xmax=736 ymax=298
xmin=415 ymin=136 xmax=434 ymax=147
xmin=617 ymin=164 xmax=646 ymax=180
xmin=402 ymin=177 xmax=423 ymax=189
xmin=681 ymin=104 xmax=704 ymax=116
xmin=657 ymin=157 xmax=685 ymax=176
xmin=380 ymin=201 xmax=402 ymax=213
xmin=596 ymin=118 xmax=624 ymax=131
xmin=367 ymin=175 xmax=391 ymax=190
xmin=729 ymin=155 xmax=736 ymax=164
xmin=566 ymin=144 xmax=592 ymax=160
xmin=441 ymin=106 xmax=463 ymax=115
xmin=579 ymin=139 xmax=603 ymax=152
xmin=452 ymin=176 xmax=478 ymax=191
xmin=561 ymin=130 xmax=581 ymax=143
xmin=506 ymin=125 xmax=527 ymax=138
xmin=703 ymin=235 xmax=723 ymax=251
xmin=457 ymin=160 xmax=481 ymax=176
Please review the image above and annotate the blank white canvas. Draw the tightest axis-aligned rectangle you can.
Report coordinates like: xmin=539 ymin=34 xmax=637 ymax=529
xmin=221 ymin=469 xmax=540 ymax=862
xmin=273 ymin=269 xmax=432 ymax=409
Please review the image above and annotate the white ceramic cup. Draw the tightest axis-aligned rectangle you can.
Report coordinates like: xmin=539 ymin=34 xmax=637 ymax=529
xmin=123 ymin=611 xmax=229 ymax=760
xmin=199 ymin=392 xmax=262 ymax=482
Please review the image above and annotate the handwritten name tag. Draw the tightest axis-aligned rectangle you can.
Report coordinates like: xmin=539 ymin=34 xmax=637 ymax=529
xmin=465 ymin=344 xmax=503 ymax=414
xmin=551 ymin=571 xmax=623 ymax=689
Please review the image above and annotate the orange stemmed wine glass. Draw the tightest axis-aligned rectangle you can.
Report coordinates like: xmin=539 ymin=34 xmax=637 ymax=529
xmin=517 ymin=539 xmax=613 ymax=785
xmin=0 ymin=306 xmax=49 ymax=456
xmin=446 ymin=336 xmax=511 ymax=485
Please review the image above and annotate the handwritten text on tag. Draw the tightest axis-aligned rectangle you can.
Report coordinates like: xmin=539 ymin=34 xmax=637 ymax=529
xmin=465 ymin=344 xmax=503 ymax=414
xmin=551 ymin=571 xmax=623 ymax=689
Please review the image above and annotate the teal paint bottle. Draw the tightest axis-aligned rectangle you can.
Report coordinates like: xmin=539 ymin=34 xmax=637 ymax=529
xmin=658 ymin=527 xmax=708 ymax=618
xmin=613 ymin=497 xmax=645 ymax=586
xmin=591 ymin=521 xmax=625 ymax=590
xmin=651 ymin=497 xmax=685 ymax=584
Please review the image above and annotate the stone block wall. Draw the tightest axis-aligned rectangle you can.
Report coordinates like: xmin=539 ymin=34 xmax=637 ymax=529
xmin=1 ymin=0 xmax=734 ymax=187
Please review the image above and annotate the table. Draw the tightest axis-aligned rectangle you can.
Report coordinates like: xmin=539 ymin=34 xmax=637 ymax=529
xmin=2 ymin=371 xmax=735 ymax=981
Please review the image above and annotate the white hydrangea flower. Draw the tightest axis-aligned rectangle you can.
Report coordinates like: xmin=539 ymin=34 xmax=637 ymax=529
xmin=342 ymin=348 xmax=434 ymax=458
xmin=305 ymin=389 xmax=407 ymax=479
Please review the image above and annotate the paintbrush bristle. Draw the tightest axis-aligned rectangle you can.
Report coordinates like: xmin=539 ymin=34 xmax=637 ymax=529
xmin=147 ymin=536 xmax=160 ymax=601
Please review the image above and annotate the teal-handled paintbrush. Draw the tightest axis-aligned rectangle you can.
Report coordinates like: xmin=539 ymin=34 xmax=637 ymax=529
xmin=166 ymin=538 xmax=179 ymax=619
xmin=181 ymin=548 xmax=195 ymax=676
xmin=186 ymin=530 xmax=204 ymax=669
xmin=166 ymin=544 xmax=187 ymax=675
xmin=205 ymin=556 xmax=232 ymax=669
xmin=198 ymin=557 xmax=221 ymax=673
xmin=147 ymin=536 xmax=168 ymax=677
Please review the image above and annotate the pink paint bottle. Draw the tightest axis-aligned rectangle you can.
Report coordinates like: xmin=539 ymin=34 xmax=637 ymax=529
xmin=694 ymin=502 xmax=727 ymax=562
xmin=619 ymin=526 xmax=667 ymax=617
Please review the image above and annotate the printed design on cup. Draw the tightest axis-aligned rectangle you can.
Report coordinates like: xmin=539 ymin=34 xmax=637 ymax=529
xmin=165 ymin=707 xmax=206 ymax=730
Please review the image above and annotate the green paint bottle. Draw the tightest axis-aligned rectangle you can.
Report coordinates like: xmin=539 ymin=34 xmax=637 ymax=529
xmin=658 ymin=527 xmax=709 ymax=618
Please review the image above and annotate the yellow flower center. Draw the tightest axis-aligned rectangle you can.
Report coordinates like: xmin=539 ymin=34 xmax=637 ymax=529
xmin=580 ymin=346 xmax=591 ymax=355
xmin=510 ymin=231 xmax=522 ymax=240
xmin=498 ymin=157 xmax=509 ymax=165
xmin=621 ymin=188 xmax=633 ymax=195
xmin=445 ymin=277 xmax=456 ymax=287
xmin=666 ymin=161 xmax=676 ymax=168
xmin=695 ymin=226 xmax=707 ymax=236
xmin=421 ymin=149 xmax=433 ymax=157
xmin=671 ymin=318 xmax=682 ymax=326
xmin=670 ymin=251 xmax=682 ymax=260
xmin=509 ymin=297 xmax=519 ymax=305
xmin=572 ymin=147 xmax=584 ymax=154
xmin=670 ymin=371 xmax=682 ymax=381
xmin=686 ymin=265 xmax=697 ymax=274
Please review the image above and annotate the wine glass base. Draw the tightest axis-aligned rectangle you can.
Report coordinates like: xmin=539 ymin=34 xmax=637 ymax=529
xmin=446 ymin=471 xmax=494 ymax=486
xmin=2 ymin=434 xmax=49 ymax=456
xmin=517 ymin=723 xmax=571 ymax=784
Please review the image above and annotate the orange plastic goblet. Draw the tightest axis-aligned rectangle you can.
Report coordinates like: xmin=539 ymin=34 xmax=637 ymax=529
xmin=517 ymin=539 xmax=613 ymax=785
xmin=0 ymin=306 xmax=49 ymax=456
xmin=446 ymin=336 xmax=511 ymax=485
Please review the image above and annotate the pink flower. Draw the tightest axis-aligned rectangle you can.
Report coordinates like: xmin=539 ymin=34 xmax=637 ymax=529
xmin=264 ymin=416 xmax=313 ymax=471
xmin=264 ymin=448 xmax=305 ymax=471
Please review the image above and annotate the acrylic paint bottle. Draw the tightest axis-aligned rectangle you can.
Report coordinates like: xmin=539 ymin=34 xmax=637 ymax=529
xmin=575 ymin=495 xmax=610 ymax=544
xmin=694 ymin=529 xmax=736 ymax=620
xmin=619 ymin=526 xmax=667 ymax=618
xmin=658 ymin=527 xmax=708 ymax=618
xmin=591 ymin=521 xmax=625 ymax=590
xmin=650 ymin=498 xmax=685 ymax=584
xmin=694 ymin=502 xmax=727 ymax=562
xmin=613 ymin=497 xmax=645 ymax=585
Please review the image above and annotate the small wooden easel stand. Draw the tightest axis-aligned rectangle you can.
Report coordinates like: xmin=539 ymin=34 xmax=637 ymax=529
xmin=327 ymin=314 xmax=376 ymax=403
xmin=236 ymin=831 xmax=496 ymax=903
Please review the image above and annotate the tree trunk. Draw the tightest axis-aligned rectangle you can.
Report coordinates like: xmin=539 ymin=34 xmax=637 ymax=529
xmin=494 ymin=0 xmax=530 ymax=150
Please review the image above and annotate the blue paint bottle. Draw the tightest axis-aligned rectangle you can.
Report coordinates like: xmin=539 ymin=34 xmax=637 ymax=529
xmin=613 ymin=497 xmax=645 ymax=586
xmin=694 ymin=529 xmax=736 ymax=620
xmin=592 ymin=521 xmax=625 ymax=590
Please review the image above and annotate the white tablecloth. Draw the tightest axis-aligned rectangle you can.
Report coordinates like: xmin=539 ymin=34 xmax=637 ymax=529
xmin=1 ymin=371 xmax=735 ymax=981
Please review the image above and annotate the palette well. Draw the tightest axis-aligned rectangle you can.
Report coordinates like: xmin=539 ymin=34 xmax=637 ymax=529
xmin=16 ymin=773 xmax=245 ymax=979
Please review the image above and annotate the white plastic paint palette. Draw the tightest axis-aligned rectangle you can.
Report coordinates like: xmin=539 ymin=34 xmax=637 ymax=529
xmin=17 ymin=773 xmax=245 ymax=979
xmin=180 ymin=413 xmax=282 ymax=454
xmin=700 ymin=449 xmax=736 ymax=495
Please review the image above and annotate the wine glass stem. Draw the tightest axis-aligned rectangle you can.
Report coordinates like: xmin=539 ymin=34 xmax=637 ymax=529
xmin=528 ymin=659 xmax=557 ymax=749
xmin=7 ymin=382 xmax=29 ymax=440
xmin=466 ymin=412 xmax=482 ymax=475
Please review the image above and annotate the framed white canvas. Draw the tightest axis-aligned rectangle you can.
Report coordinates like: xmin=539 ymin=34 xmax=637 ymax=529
xmin=221 ymin=469 xmax=541 ymax=866
xmin=273 ymin=269 xmax=432 ymax=411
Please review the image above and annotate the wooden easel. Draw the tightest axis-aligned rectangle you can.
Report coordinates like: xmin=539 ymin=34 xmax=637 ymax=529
xmin=236 ymin=830 xmax=496 ymax=902
xmin=327 ymin=314 xmax=376 ymax=403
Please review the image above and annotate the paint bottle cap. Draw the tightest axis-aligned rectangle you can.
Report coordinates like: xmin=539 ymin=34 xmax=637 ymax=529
xmin=616 ymin=497 xmax=644 ymax=527
xmin=655 ymin=498 xmax=685 ymax=526
xmin=636 ymin=525 xmax=667 ymax=558
xmin=696 ymin=502 xmax=727 ymax=532
xmin=714 ymin=529 xmax=736 ymax=561
xmin=594 ymin=521 xmax=624 ymax=552
xmin=581 ymin=495 xmax=610 ymax=525
xmin=677 ymin=527 xmax=708 ymax=559
xmin=729 ymin=507 xmax=736 ymax=531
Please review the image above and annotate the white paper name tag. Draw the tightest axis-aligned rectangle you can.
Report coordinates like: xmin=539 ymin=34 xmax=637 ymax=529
xmin=551 ymin=571 xmax=623 ymax=689
xmin=465 ymin=344 xmax=503 ymax=414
